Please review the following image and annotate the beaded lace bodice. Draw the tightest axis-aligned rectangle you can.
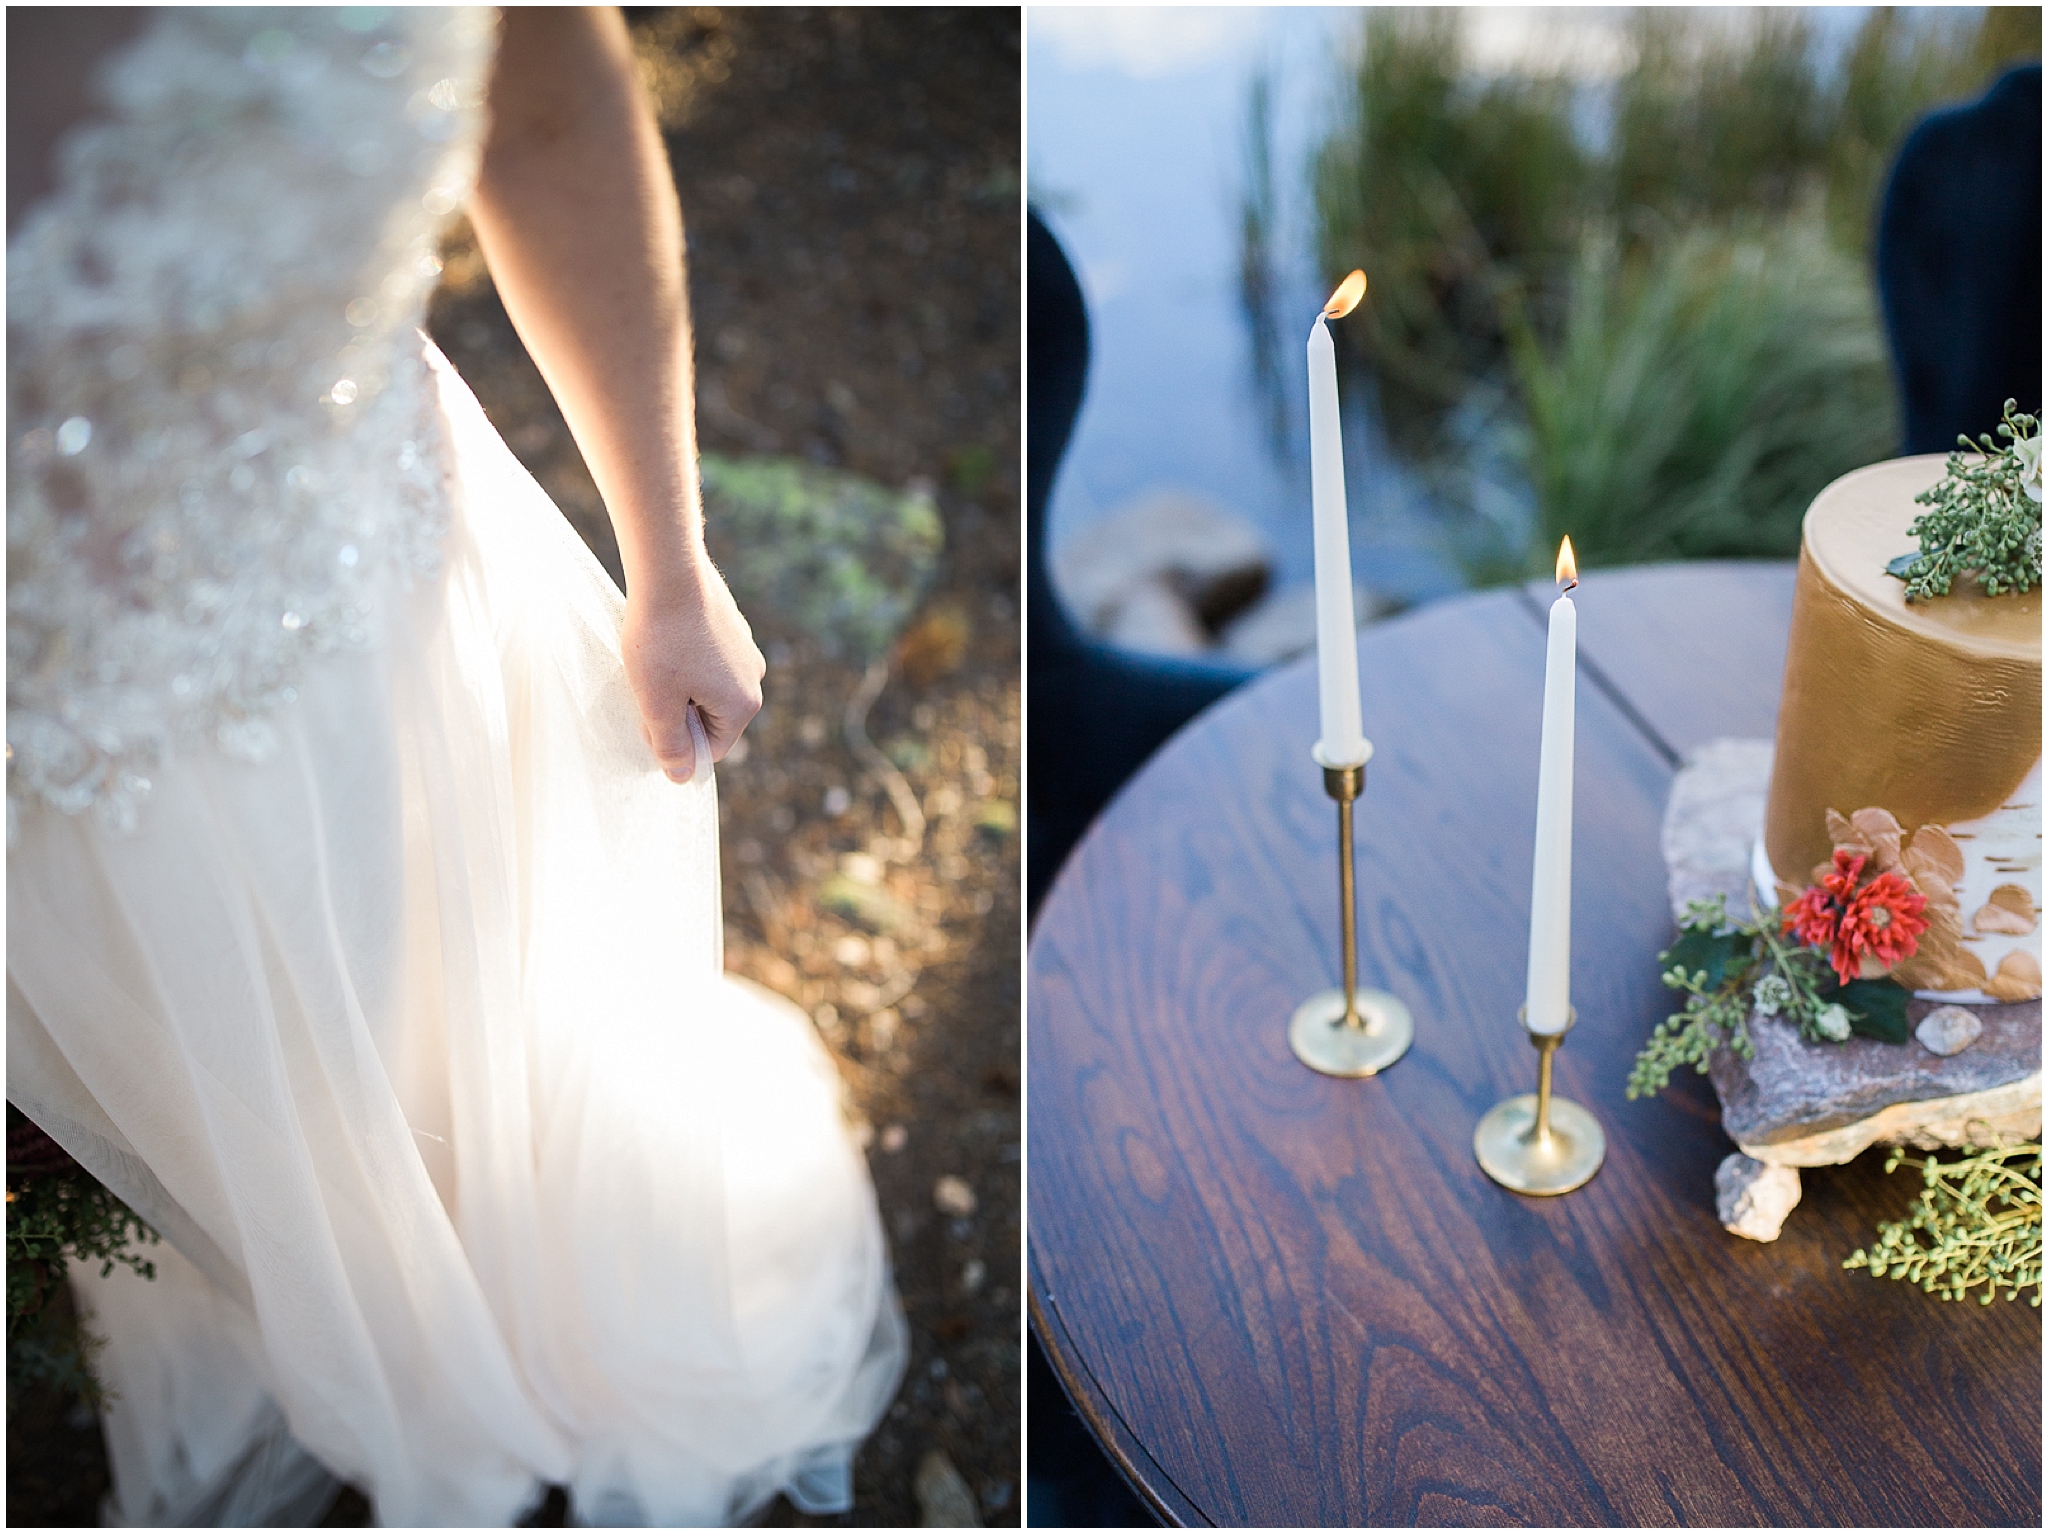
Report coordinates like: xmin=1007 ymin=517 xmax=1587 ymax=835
xmin=7 ymin=7 xmax=494 ymax=837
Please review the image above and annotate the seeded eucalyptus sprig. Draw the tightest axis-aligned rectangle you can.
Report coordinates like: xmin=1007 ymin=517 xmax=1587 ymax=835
xmin=1845 ymin=1143 xmax=2042 ymax=1306
xmin=1887 ymin=400 xmax=2043 ymax=600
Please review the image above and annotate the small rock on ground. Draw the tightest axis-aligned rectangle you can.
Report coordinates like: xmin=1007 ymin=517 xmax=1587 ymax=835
xmin=1916 ymin=1004 xmax=1984 ymax=1057
xmin=915 ymin=1449 xmax=982 ymax=1528
xmin=1715 ymin=1152 xmax=1802 ymax=1242
xmin=1095 ymin=573 xmax=1211 ymax=657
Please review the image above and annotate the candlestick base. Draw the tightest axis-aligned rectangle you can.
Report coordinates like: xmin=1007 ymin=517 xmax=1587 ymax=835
xmin=1474 ymin=1092 xmax=1604 ymax=1195
xmin=1289 ymin=987 xmax=1413 ymax=1077
xmin=1475 ymin=1010 xmax=1604 ymax=1194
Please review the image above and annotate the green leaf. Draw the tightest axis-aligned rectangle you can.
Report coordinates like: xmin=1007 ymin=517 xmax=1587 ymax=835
xmin=1662 ymin=925 xmax=1753 ymax=991
xmin=1885 ymin=551 xmax=1922 ymax=581
xmin=1829 ymin=978 xmax=1912 ymax=1043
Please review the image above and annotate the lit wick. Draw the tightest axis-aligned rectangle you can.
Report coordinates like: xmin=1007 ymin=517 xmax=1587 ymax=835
xmin=1323 ymin=268 xmax=1367 ymax=320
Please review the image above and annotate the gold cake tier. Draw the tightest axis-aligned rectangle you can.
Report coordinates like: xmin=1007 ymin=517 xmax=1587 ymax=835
xmin=1763 ymin=455 xmax=2041 ymax=894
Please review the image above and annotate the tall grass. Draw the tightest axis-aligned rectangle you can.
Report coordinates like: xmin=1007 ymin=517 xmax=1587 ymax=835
xmin=1605 ymin=10 xmax=1828 ymax=237
xmin=1292 ymin=5 xmax=2041 ymax=579
xmin=1608 ymin=7 xmax=2039 ymax=252
xmin=1313 ymin=9 xmax=1587 ymax=457
xmin=1508 ymin=219 xmax=1897 ymax=569
xmin=1238 ymin=63 xmax=1291 ymax=457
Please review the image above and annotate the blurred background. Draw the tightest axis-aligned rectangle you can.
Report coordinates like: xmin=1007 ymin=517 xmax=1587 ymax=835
xmin=1027 ymin=6 xmax=2037 ymax=1525
xmin=1029 ymin=4 xmax=2040 ymax=664
xmin=8 ymin=8 xmax=1020 ymax=1528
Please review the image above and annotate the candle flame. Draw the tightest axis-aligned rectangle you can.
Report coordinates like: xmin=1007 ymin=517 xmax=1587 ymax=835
xmin=1323 ymin=269 xmax=1367 ymax=320
xmin=1556 ymin=536 xmax=1578 ymax=592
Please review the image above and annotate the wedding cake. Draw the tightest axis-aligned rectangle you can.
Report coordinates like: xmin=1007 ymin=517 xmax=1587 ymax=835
xmin=1756 ymin=454 xmax=2042 ymax=1003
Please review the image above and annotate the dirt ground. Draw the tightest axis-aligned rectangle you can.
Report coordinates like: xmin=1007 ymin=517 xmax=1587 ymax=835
xmin=7 ymin=7 xmax=1020 ymax=1528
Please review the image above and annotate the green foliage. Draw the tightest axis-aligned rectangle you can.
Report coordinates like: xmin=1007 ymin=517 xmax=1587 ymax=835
xmin=1663 ymin=920 xmax=1752 ymax=993
xmin=8 ymin=1156 xmax=158 ymax=1406
xmin=1607 ymin=10 xmax=1828 ymax=235
xmin=1888 ymin=402 xmax=2043 ymax=600
xmin=1845 ymin=1143 xmax=2042 ymax=1306
xmin=1313 ymin=9 xmax=1588 ymax=456
xmin=1631 ymin=947 xmax=1761 ymax=1100
xmin=1299 ymin=5 xmax=2039 ymax=576
xmin=698 ymin=455 xmax=942 ymax=664
xmin=1628 ymin=895 xmax=1909 ymax=1100
xmin=1830 ymin=977 xmax=1911 ymax=1044
xmin=1509 ymin=219 xmax=1897 ymax=574
xmin=1239 ymin=62 xmax=1290 ymax=456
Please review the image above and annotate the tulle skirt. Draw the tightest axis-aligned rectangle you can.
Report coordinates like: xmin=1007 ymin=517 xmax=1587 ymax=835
xmin=7 ymin=342 xmax=905 ymax=1526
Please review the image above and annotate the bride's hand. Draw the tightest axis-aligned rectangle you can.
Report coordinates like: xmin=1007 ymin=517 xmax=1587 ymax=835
xmin=621 ymin=559 xmax=765 ymax=782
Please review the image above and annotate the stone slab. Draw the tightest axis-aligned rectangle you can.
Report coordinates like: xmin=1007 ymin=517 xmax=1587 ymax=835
xmin=1663 ymin=739 xmax=2042 ymax=1170
xmin=1714 ymin=1018 xmax=2039 ymax=1162
xmin=1735 ymin=1074 xmax=2041 ymax=1167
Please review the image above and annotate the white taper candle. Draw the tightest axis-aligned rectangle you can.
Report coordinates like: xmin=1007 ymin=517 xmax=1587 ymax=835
xmin=1525 ymin=542 xmax=1578 ymax=1034
xmin=1307 ymin=276 xmax=1368 ymax=766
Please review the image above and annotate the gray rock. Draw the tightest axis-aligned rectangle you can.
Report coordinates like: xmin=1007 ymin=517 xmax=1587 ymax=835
xmin=1714 ymin=1153 xmax=1802 ymax=1242
xmin=1052 ymin=490 xmax=1271 ymax=643
xmin=915 ymin=1449 xmax=982 ymax=1528
xmin=1710 ymin=998 xmax=2039 ymax=1153
xmin=1097 ymin=573 xmax=1210 ymax=657
xmin=1916 ymin=1004 xmax=1983 ymax=1057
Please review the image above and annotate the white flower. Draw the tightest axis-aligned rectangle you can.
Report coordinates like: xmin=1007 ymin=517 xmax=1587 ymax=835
xmin=2016 ymin=433 xmax=2043 ymax=504
xmin=1753 ymin=973 xmax=1791 ymax=1017
xmin=1815 ymin=1003 xmax=1852 ymax=1042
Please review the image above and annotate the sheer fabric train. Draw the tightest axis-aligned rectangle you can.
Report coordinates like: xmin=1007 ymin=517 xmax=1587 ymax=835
xmin=7 ymin=8 xmax=903 ymax=1525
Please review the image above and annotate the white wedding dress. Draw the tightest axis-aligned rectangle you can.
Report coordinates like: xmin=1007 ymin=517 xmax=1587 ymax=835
xmin=6 ymin=8 xmax=905 ymax=1526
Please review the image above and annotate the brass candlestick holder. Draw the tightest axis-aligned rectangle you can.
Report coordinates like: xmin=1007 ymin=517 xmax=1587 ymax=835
xmin=1288 ymin=747 xmax=1413 ymax=1077
xmin=1474 ymin=1008 xmax=1604 ymax=1195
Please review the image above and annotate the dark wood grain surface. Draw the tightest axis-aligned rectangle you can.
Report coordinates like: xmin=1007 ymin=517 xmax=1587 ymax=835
xmin=1028 ymin=563 xmax=2041 ymax=1528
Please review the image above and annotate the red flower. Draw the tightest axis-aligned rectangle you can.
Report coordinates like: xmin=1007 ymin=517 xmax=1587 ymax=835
xmin=1837 ymin=871 xmax=1928 ymax=980
xmin=1784 ymin=849 xmax=1863 ymax=953
xmin=1782 ymin=849 xmax=1928 ymax=986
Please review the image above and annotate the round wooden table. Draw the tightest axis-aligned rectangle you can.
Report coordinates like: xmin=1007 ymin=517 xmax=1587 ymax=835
xmin=1028 ymin=563 xmax=2041 ymax=1527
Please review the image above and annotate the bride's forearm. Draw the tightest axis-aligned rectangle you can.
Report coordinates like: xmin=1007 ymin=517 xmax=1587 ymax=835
xmin=467 ymin=7 xmax=702 ymax=602
xmin=467 ymin=8 xmax=760 ymax=779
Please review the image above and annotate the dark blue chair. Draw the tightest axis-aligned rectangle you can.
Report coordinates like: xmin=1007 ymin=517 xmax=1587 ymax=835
xmin=1027 ymin=210 xmax=1255 ymax=914
xmin=1877 ymin=63 xmax=2041 ymax=453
